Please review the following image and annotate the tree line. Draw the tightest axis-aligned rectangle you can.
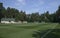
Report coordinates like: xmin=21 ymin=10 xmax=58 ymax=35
xmin=0 ymin=3 xmax=60 ymax=23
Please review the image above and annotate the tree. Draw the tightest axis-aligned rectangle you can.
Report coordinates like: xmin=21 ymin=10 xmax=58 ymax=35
xmin=2 ymin=7 xmax=7 ymax=18
xmin=56 ymin=6 xmax=60 ymax=23
xmin=6 ymin=7 xmax=11 ymax=18
xmin=19 ymin=11 xmax=26 ymax=21
xmin=30 ymin=12 xmax=40 ymax=22
xmin=15 ymin=10 xmax=27 ymax=21
xmin=44 ymin=11 xmax=50 ymax=22
xmin=6 ymin=7 xmax=20 ymax=21
xmin=0 ymin=3 xmax=3 ymax=22
xmin=26 ymin=14 xmax=31 ymax=22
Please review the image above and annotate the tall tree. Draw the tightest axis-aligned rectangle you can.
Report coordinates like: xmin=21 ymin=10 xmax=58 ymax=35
xmin=44 ymin=11 xmax=50 ymax=22
xmin=31 ymin=12 xmax=40 ymax=22
xmin=2 ymin=7 xmax=7 ymax=18
xmin=40 ymin=11 xmax=50 ymax=22
xmin=56 ymin=6 xmax=60 ymax=23
xmin=0 ymin=3 xmax=3 ymax=22
xmin=6 ymin=7 xmax=11 ymax=18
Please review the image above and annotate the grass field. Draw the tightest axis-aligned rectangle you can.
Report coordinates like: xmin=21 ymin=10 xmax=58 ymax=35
xmin=0 ymin=23 xmax=60 ymax=38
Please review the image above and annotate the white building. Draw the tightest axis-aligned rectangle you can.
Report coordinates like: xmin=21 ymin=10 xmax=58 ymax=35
xmin=1 ymin=18 xmax=15 ymax=24
xmin=23 ymin=21 xmax=27 ymax=23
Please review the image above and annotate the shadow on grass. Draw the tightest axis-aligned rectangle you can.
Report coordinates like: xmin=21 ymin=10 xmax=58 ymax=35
xmin=32 ymin=29 xmax=60 ymax=38
xmin=0 ymin=36 xmax=3 ymax=38
xmin=0 ymin=37 xmax=3 ymax=38
xmin=0 ymin=34 xmax=4 ymax=38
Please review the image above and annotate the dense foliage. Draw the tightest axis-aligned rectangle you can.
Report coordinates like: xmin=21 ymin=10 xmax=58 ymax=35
xmin=0 ymin=3 xmax=60 ymax=23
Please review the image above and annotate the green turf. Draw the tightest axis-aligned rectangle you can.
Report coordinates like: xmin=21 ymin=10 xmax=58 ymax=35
xmin=0 ymin=23 xmax=59 ymax=38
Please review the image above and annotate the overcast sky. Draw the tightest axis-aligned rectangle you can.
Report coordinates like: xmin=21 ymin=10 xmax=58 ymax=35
xmin=0 ymin=0 xmax=60 ymax=14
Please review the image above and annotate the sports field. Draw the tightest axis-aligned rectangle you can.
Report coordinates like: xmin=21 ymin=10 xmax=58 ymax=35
xmin=0 ymin=23 xmax=60 ymax=38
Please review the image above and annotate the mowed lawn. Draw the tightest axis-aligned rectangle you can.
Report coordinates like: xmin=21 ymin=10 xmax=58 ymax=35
xmin=0 ymin=23 xmax=59 ymax=38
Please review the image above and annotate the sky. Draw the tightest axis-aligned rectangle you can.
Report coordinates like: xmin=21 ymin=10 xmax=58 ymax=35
xmin=0 ymin=0 xmax=60 ymax=14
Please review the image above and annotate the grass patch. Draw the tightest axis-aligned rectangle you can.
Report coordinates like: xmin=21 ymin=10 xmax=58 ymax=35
xmin=0 ymin=23 xmax=59 ymax=38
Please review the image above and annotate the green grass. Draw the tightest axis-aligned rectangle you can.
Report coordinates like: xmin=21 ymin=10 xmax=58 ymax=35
xmin=0 ymin=23 xmax=59 ymax=38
